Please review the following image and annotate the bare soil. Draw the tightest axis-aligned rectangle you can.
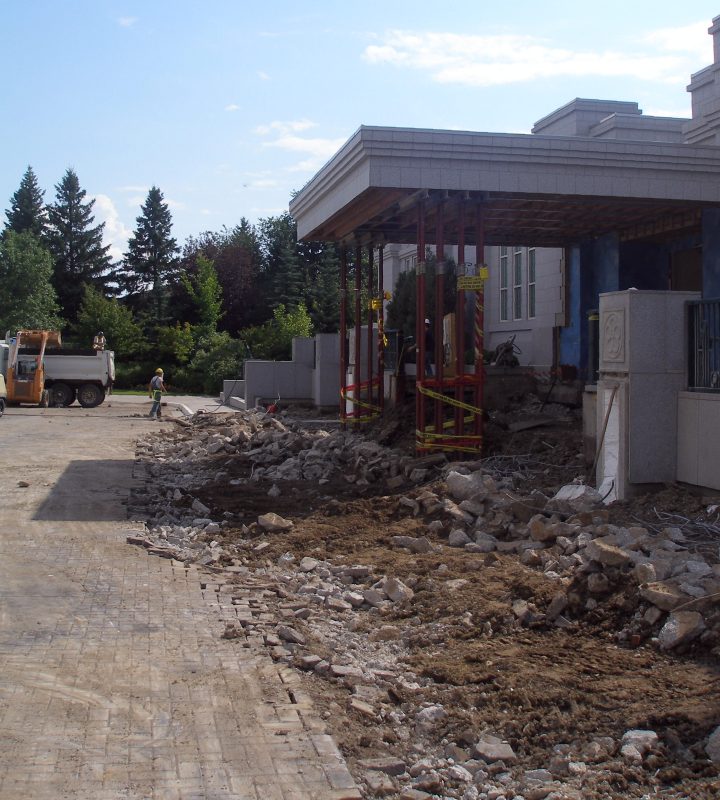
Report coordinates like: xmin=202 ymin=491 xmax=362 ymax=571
xmin=173 ymin=405 xmax=720 ymax=799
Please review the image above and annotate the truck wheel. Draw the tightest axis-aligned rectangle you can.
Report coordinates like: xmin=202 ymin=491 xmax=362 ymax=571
xmin=77 ymin=384 xmax=104 ymax=408
xmin=49 ymin=383 xmax=76 ymax=407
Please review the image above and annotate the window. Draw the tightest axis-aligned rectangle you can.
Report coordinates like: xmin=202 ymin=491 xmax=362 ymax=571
xmin=499 ymin=247 xmax=508 ymax=321
xmin=513 ymin=246 xmax=523 ymax=320
xmin=528 ymin=248 xmax=536 ymax=319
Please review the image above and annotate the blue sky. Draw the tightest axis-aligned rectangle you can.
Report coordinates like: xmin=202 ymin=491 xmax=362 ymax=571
xmin=1 ymin=1 xmax=717 ymax=259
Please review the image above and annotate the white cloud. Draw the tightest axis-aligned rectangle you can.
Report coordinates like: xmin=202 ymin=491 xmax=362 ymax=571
xmin=362 ymin=26 xmax=708 ymax=87
xmin=117 ymin=17 xmax=138 ymax=28
xmin=262 ymin=134 xmax=347 ymax=173
xmin=641 ymin=21 xmax=711 ymax=54
xmin=255 ymin=119 xmax=317 ymax=136
xmin=164 ymin=198 xmax=186 ymax=211
xmin=257 ymin=70 xmax=271 ymax=80
xmin=92 ymin=194 xmax=132 ymax=261
xmin=225 ymin=103 xmax=240 ymax=112
xmin=250 ymin=178 xmax=279 ymax=188
xmin=254 ymin=120 xmax=345 ymax=172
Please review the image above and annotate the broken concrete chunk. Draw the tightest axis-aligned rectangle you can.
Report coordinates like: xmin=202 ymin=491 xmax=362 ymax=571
xmin=472 ymin=733 xmax=517 ymax=763
xmin=584 ymin=538 xmax=632 ymax=567
xmin=257 ymin=512 xmax=293 ymax=531
xmin=415 ymin=704 xmax=448 ymax=727
xmin=299 ymin=556 xmax=318 ymax=572
xmin=706 ymin=725 xmax=720 ymax=764
xmin=191 ymin=498 xmax=211 ymax=515
xmin=381 ymin=577 xmax=415 ymax=603
xmin=550 ymin=483 xmax=602 ymax=511
xmin=445 ymin=470 xmax=488 ymax=501
xmin=357 ymin=757 xmax=407 ymax=776
xmin=621 ymin=729 xmax=658 ymax=762
xmin=658 ymin=611 xmax=705 ymax=650
xmin=390 ymin=535 xmax=433 ymax=554
xmin=448 ymin=529 xmax=471 ymax=547
xmin=528 ymin=514 xmax=556 ymax=542
xmin=276 ymin=625 xmax=305 ymax=645
xmin=640 ymin=581 xmax=690 ymax=611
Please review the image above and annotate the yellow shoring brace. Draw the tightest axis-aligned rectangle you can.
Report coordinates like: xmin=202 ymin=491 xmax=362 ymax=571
xmin=415 ymin=382 xmax=483 ymax=452
xmin=340 ymin=384 xmax=382 ymax=424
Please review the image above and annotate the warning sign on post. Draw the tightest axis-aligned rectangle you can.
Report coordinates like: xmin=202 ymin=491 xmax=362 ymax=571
xmin=457 ymin=276 xmax=485 ymax=291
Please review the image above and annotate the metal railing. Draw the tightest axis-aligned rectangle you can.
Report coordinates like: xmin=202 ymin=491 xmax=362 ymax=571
xmin=688 ymin=299 xmax=720 ymax=392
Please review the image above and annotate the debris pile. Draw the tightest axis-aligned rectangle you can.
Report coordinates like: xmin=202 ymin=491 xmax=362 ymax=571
xmin=128 ymin=410 xmax=720 ymax=799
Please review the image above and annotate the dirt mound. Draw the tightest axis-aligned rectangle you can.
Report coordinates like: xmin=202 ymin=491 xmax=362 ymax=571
xmin=128 ymin=407 xmax=720 ymax=799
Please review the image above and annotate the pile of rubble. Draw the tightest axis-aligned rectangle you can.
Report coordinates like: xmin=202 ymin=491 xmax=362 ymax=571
xmin=127 ymin=410 xmax=720 ymax=799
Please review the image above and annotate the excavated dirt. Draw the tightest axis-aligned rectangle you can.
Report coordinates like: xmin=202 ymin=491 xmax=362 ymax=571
xmin=158 ymin=406 xmax=720 ymax=800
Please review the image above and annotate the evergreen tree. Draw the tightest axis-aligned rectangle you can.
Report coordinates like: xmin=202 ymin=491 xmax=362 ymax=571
xmin=309 ymin=244 xmax=340 ymax=332
xmin=4 ymin=166 xmax=47 ymax=238
xmin=47 ymin=168 xmax=112 ymax=322
xmin=0 ymin=231 xmax=63 ymax=333
xmin=180 ymin=255 xmax=224 ymax=342
xmin=121 ymin=186 xmax=178 ymax=321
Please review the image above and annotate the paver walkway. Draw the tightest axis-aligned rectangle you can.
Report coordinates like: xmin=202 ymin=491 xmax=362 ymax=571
xmin=0 ymin=407 xmax=359 ymax=800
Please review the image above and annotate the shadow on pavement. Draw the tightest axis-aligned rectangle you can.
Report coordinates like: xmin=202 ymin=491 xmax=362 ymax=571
xmin=33 ymin=459 xmax=136 ymax=522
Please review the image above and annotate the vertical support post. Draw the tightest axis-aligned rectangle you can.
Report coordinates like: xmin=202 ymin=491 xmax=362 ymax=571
xmin=366 ymin=245 xmax=374 ymax=413
xmin=455 ymin=202 xmax=466 ymax=436
xmin=354 ymin=244 xmax=363 ymax=419
xmin=435 ymin=201 xmax=445 ymax=438
xmin=474 ymin=205 xmax=485 ymax=450
xmin=416 ymin=203 xmax=426 ymax=451
xmin=340 ymin=246 xmax=348 ymax=429
xmin=378 ymin=246 xmax=385 ymax=413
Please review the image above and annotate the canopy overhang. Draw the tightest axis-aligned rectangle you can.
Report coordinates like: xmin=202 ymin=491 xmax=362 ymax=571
xmin=290 ymin=126 xmax=720 ymax=247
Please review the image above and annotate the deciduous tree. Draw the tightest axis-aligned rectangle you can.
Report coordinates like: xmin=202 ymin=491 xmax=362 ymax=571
xmin=0 ymin=231 xmax=62 ymax=333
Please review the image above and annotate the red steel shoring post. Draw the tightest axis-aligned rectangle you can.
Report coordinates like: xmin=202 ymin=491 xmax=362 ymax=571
xmin=354 ymin=244 xmax=363 ymax=421
xmin=435 ymin=201 xmax=445 ymax=440
xmin=340 ymin=246 xmax=348 ymax=428
xmin=474 ymin=205 xmax=485 ymax=449
xmin=455 ymin=201 xmax=466 ymax=438
xmin=378 ymin=246 xmax=385 ymax=413
xmin=366 ymin=244 xmax=374 ymax=413
xmin=416 ymin=203 xmax=426 ymax=451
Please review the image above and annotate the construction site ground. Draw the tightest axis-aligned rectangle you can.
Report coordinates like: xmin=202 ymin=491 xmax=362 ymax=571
xmin=2 ymin=396 xmax=719 ymax=800
xmin=175 ymin=405 xmax=719 ymax=800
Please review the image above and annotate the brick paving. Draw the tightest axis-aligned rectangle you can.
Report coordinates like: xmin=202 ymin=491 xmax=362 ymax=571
xmin=0 ymin=410 xmax=359 ymax=800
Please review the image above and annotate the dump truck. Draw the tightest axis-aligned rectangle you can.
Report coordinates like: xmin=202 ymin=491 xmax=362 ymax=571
xmin=0 ymin=330 xmax=115 ymax=408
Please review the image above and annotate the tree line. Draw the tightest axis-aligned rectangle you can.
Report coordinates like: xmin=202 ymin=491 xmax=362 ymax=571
xmin=0 ymin=166 xmax=351 ymax=392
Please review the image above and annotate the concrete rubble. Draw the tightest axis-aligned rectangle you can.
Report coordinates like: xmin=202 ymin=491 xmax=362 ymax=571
xmin=128 ymin=410 xmax=720 ymax=799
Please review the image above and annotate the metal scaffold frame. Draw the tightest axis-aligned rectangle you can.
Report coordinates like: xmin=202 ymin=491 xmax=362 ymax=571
xmin=339 ymin=200 xmax=486 ymax=456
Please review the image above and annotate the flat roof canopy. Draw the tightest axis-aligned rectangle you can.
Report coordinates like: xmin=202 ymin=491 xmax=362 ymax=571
xmin=289 ymin=126 xmax=720 ymax=248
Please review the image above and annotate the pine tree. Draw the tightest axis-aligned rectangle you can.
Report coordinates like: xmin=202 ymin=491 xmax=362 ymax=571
xmin=47 ymin=168 xmax=112 ymax=322
xmin=4 ymin=165 xmax=47 ymax=238
xmin=121 ymin=186 xmax=178 ymax=321
xmin=309 ymin=244 xmax=340 ymax=332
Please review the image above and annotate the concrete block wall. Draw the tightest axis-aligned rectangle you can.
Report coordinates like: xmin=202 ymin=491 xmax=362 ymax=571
xmin=224 ymin=333 xmax=340 ymax=410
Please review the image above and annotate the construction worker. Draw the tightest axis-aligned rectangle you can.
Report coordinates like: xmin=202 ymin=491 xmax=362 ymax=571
xmin=148 ymin=368 xmax=166 ymax=419
xmin=93 ymin=331 xmax=106 ymax=351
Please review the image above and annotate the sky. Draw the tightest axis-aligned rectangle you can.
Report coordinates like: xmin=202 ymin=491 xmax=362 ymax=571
xmin=1 ymin=1 xmax=718 ymax=260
